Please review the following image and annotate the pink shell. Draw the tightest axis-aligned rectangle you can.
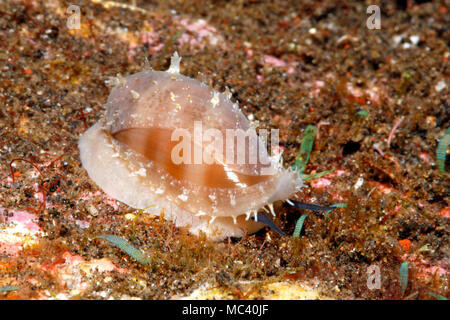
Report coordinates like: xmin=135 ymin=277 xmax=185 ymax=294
xmin=78 ymin=53 xmax=302 ymax=240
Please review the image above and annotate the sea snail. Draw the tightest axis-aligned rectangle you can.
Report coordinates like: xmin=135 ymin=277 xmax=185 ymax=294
xmin=78 ymin=52 xmax=304 ymax=241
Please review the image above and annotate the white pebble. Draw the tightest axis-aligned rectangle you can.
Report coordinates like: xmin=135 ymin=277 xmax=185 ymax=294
xmin=435 ymin=80 xmax=446 ymax=92
xmin=354 ymin=177 xmax=364 ymax=190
